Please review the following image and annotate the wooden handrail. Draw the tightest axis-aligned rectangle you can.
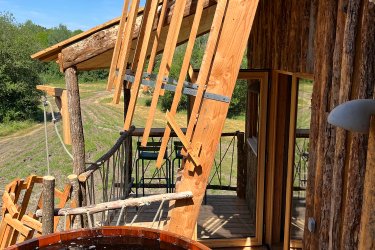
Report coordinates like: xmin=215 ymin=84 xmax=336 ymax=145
xmin=36 ymin=191 xmax=193 ymax=217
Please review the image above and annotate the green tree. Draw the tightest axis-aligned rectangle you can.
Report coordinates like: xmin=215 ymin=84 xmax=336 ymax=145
xmin=0 ymin=13 xmax=42 ymax=122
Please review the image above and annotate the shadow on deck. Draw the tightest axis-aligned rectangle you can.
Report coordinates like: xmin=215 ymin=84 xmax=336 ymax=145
xmin=112 ymin=194 xmax=255 ymax=240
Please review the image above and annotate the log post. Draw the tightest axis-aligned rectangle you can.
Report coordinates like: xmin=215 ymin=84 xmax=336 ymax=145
xmin=64 ymin=65 xmax=87 ymax=226
xmin=42 ymin=176 xmax=55 ymax=235
xmin=358 ymin=116 xmax=375 ymax=250
xmin=236 ymin=131 xmax=246 ymax=199
xmin=67 ymin=174 xmax=80 ymax=229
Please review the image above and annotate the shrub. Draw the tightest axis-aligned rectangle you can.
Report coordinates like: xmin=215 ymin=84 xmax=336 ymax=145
xmin=159 ymin=91 xmax=188 ymax=112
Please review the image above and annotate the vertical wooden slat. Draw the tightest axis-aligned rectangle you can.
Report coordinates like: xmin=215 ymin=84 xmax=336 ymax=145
xmin=130 ymin=0 xmax=154 ymax=70
xmin=183 ymin=0 xmax=228 ymax=154
xmin=123 ymin=0 xmax=160 ymax=130
xmin=283 ymin=75 xmax=298 ymax=249
xmin=107 ymin=0 xmax=131 ymax=90
xmin=112 ymin=0 xmax=140 ymax=104
xmin=146 ymin=0 xmax=169 ymax=75
xmin=140 ymin=0 xmax=188 ymax=146
xmin=61 ymin=90 xmax=71 ymax=145
xmin=156 ymin=0 xmax=205 ymax=168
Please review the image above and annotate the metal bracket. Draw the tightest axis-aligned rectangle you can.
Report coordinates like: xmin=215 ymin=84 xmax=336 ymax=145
xmin=124 ymin=72 xmax=231 ymax=103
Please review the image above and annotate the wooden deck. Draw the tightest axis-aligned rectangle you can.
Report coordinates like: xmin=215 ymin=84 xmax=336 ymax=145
xmin=111 ymin=194 xmax=255 ymax=240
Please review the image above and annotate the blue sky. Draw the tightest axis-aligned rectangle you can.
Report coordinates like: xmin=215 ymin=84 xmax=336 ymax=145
xmin=0 ymin=0 xmax=146 ymax=31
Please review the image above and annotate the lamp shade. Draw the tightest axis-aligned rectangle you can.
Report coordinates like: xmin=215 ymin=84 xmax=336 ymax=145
xmin=328 ymin=99 xmax=375 ymax=133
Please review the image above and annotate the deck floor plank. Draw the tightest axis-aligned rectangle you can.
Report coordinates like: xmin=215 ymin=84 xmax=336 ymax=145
xmin=110 ymin=195 xmax=255 ymax=239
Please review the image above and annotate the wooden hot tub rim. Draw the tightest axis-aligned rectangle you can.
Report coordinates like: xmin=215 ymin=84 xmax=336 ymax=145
xmin=6 ymin=226 xmax=211 ymax=250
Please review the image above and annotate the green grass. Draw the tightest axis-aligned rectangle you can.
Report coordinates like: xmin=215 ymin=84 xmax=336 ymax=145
xmin=296 ymin=79 xmax=313 ymax=129
xmin=0 ymin=120 xmax=38 ymax=137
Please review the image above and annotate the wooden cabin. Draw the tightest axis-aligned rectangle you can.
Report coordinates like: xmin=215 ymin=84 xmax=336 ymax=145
xmin=30 ymin=0 xmax=374 ymax=249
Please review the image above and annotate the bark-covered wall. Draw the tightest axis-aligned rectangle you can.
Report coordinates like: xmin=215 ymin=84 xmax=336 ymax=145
xmin=304 ymin=0 xmax=375 ymax=249
xmin=247 ymin=0 xmax=314 ymax=73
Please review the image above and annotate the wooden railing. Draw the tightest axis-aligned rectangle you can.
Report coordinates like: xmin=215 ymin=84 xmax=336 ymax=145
xmin=293 ymin=129 xmax=309 ymax=198
xmin=79 ymin=127 xmax=134 ymax=208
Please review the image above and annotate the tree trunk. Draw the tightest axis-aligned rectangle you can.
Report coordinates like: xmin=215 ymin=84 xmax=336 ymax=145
xmin=64 ymin=66 xmax=87 ymax=227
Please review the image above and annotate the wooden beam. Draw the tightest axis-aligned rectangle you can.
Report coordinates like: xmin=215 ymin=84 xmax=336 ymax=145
xmin=112 ymin=0 xmax=141 ymax=104
xmin=146 ymin=0 xmax=169 ymax=74
xmin=37 ymin=192 xmax=193 ymax=217
xmin=107 ymin=0 xmax=131 ymax=90
xmin=36 ymin=85 xmax=71 ymax=145
xmin=167 ymin=0 xmax=260 ymax=239
xmin=283 ymin=74 xmax=299 ymax=249
xmin=123 ymin=0 xmax=160 ymax=127
xmin=141 ymin=0 xmax=188 ymax=145
xmin=156 ymin=0 xmax=205 ymax=168
xmin=59 ymin=0 xmax=217 ymax=71
xmin=61 ymin=90 xmax=71 ymax=145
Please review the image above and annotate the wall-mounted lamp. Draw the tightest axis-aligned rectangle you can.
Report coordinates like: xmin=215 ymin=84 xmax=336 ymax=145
xmin=328 ymin=99 xmax=375 ymax=133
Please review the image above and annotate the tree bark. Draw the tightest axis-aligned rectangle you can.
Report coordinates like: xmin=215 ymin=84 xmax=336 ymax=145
xmin=304 ymin=1 xmax=338 ymax=249
xmin=64 ymin=66 xmax=87 ymax=227
xmin=42 ymin=176 xmax=55 ymax=235
xmin=67 ymin=174 xmax=80 ymax=229
xmin=358 ymin=117 xmax=375 ymax=250
xmin=328 ymin=2 xmax=347 ymax=250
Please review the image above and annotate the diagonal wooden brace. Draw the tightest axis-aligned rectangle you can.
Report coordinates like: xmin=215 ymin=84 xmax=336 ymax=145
xmin=163 ymin=111 xmax=201 ymax=171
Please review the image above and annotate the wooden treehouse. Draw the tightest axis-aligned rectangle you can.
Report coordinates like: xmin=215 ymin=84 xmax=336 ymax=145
xmin=1 ymin=0 xmax=374 ymax=249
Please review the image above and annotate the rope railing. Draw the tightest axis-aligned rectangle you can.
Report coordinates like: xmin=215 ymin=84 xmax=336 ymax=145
xmin=77 ymin=127 xmax=135 ymax=218
xmin=78 ymin=126 xmax=135 ymax=182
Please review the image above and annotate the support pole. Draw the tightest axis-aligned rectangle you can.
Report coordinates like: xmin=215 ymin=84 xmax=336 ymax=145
xmin=42 ymin=176 xmax=55 ymax=235
xmin=124 ymin=85 xmax=132 ymax=197
xmin=236 ymin=132 xmax=246 ymax=199
xmin=68 ymin=174 xmax=80 ymax=229
xmin=64 ymin=65 xmax=87 ymax=226
xmin=358 ymin=116 xmax=375 ymax=250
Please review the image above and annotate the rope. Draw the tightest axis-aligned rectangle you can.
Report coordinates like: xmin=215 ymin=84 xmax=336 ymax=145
xmin=151 ymin=199 xmax=165 ymax=228
xmin=45 ymin=99 xmax=73 ymax=160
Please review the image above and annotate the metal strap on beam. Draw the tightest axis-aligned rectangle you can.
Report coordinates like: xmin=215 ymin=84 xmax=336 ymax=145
xmin=124 ymin=72 xmax=231 ymax=103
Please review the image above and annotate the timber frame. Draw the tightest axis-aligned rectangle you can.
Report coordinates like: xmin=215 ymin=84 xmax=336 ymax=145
xmin=30 ymin=0 xmax=375 ymax=249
